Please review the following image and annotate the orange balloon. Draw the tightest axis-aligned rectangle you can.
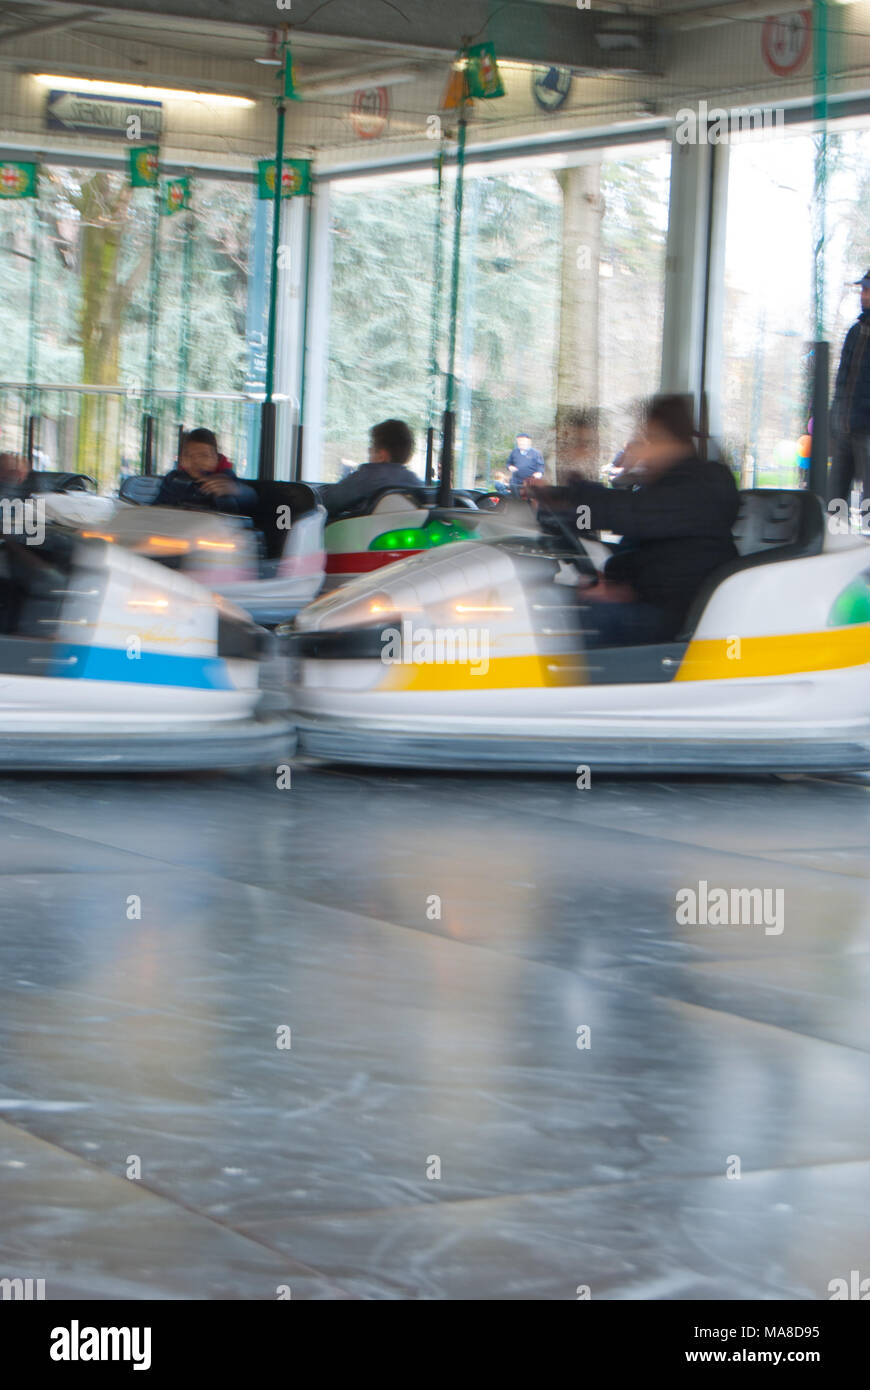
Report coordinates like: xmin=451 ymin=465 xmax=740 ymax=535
xmin=797 ymin=434 xmax=812 ymax=458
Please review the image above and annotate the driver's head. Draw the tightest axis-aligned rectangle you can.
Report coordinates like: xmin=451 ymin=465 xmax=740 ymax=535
xmin=856 ymin=270 xmax=870 ymax=312
xmin=179 ymin=427 xmax=220 ymax=479
xmin=369 ymin=419 xmax=414 ymax=466
xmin=638 ymin=396 xmax=696 ymax=478
xmin=559 ymin=409 xmax=598 ymax=467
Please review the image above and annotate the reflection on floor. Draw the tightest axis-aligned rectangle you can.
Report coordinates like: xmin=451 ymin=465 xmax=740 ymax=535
xmin=1 ymin=764 xmax=870 ymax=1300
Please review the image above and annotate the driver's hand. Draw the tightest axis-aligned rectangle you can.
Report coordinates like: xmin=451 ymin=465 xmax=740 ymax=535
xmin=521 ymin=476 xmax=547 ymax=502
xmin=584 ymin=579 xmax=636 ymax=604
xmin=199 ymin=475 xmax=238 ymax=497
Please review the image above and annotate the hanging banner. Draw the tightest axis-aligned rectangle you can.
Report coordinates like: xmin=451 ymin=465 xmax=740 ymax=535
xmin=532 ymin=66 xmax=573 ymax=113
xmin=466 ymin=42 xmax=505 ymax=100
xmin=350 ymin=87 xmax=389 ymax=139
xmin=129 ymin=145 xmax=160 ymax=188
xmin=0 ymin=161 xmax=38 ymax=198
xmin=46 ymin=90 xmax=162 ymax=138
xmin=441 ymin=65 xmax=469 ymax=112
xmin=162 ymin=176 xmax=191 ymax=215
xmin=257 ymin=158 xmax=311 ymax=199
xmin=282 ymin=45 xmax=301 ymax=101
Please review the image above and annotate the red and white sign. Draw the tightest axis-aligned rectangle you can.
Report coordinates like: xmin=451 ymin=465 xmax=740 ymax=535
xmin=350 ymin=87 xmax=389 ymax=140
xmin=762 ymin=10 xmax=811 ymax=77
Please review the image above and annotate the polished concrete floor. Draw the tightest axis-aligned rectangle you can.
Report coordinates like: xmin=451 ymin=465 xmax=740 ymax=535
xmin=1 ymin=763 xmax=870 ymax=1299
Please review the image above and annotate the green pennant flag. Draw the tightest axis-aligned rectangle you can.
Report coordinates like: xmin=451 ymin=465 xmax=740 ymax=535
xmin=162 ymin=176 xmax=190 ymax=215
xmin=282 ymin=44 xmax=301 ymax=101
xmin=257 ymin=158 xmax=311 ymax=199
xmin=0 ymin=161 xmax=38 ymax=199
xmin=466 ymin=42 xmax=505 ymax=100
xmin=129 ymin=145 xmax=159 ymax=188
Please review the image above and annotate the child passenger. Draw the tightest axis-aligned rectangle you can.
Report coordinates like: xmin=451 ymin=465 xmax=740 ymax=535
xmin=153 ymin=428 xmax=257 ymax=516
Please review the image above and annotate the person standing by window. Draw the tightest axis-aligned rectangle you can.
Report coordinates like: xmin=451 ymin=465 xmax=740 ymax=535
xmin=506 ymin=432 xmax=545 ymax=497
xmin=830 ymin=270 xmax=870 ymax=509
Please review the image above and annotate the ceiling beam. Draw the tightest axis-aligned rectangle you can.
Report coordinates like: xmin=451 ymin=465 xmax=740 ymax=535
xmin=0 ymin=6 xmax=101 ymax=44
xmin=37 ymin=0 xmax=658 ymax=72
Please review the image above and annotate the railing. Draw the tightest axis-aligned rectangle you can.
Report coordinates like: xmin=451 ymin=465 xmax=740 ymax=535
xmin=0 ymin=384 xmax=299 ymax=492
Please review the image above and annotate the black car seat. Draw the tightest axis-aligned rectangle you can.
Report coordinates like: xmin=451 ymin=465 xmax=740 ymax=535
xmin=119 ymin=475 xmax=162 ymax=505
xmin=26 ymin=471 xmax=97 ymax=494
xmin=678 ymin=489 xmax=826 ymax=639
xmin=244 ymin=480 xmax=318 ymax=562
xmin=332 ymin=485 xmax=430 ymax=520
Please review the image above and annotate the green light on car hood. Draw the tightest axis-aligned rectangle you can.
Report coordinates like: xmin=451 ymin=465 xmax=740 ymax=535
xmin=369 ymin=519 xmax=471 ymax=552
xmin=828 ymin=576 xmax=870 ymax=627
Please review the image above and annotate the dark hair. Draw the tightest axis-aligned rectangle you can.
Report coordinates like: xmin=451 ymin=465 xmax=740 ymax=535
xmin=371 ymin=419 xmax=414 ymax=465
xmin=642 ymin=395 xmax=696 ymax=446
xmin=182 ymin=427 xmax=219 ymax=453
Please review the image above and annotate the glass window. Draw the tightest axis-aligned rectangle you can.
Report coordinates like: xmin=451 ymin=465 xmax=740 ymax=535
xmin=720 ymin=131 xmax=816 ymax=487
xmin=0 ymin=165 xmax=256 ymax=490
xmin=321 ymin=142 xmax=670 ymax=490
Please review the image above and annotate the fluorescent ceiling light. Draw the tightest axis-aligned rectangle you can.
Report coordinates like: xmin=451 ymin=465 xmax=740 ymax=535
xmin=31 ymin=74 xmax=255 ymax=107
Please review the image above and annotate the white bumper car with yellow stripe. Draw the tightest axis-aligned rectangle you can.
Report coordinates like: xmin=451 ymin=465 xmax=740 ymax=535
xmin=284 ymin=488 xmax=870 ymax=772
xmin=0 ymin=524 xmax=290 ymax=770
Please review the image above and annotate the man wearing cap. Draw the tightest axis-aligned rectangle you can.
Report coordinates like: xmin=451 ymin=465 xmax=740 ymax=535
xmin=830 ymin=271 xmax=870 ymax=507
xmin=506 ymin=432 xmax=545 ymax=497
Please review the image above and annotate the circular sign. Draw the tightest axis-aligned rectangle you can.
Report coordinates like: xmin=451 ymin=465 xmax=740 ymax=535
xmin=532 ymin=66 xmax=573 ymax=113
xmin=762 ymin=11 xmax=811 ymax=77
xmin=350 ymin=87 xmax=389 ymax=140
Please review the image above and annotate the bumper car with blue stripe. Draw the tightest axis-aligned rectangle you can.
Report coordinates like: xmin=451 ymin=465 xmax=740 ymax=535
xmin=0 ymin=524 xmax=291 ymax=770
xmin=44 ymin=481 xmax=525 ymax=627
xmin=282 ymin=489 xmax=870 ymax=774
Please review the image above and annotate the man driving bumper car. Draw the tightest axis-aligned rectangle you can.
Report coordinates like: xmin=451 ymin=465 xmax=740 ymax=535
xmin=528 ymin=396 xmax=740 ymax=647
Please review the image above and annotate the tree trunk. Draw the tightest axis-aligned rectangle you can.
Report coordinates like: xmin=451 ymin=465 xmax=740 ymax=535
xmin=74 ymin=174 xmax=134 ymax=485
xmin=555 ymin=161 xmax=602 ymax=479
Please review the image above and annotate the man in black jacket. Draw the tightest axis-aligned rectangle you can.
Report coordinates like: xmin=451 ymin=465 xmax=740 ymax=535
xmin=153 ymin=428 xmax=257 ymax=516
xmin=529 ymin=396 xmax=739 ymax=647
xmin=829 ymin=271 xmax=870 ymax=507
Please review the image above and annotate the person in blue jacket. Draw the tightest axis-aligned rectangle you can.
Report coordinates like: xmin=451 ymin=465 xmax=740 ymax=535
xmin=830 ymin=270 xmax=870 ymax=506
xmin=317 ymin=419 xmax=423 ymax=518
xmin=153 ymin=428 xmax=257 ymax=515
xmin=506 ymin=432 xmax=545 ymax=496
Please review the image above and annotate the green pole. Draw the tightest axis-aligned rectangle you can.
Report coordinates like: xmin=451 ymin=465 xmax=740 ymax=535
xmin=142 ymin=174 xmax=161 ymax=472
xmin=810 ymin=0 xmax=831 ymax=498
xmin=259 ymin=92 xmax=286 ymax=479
xmin=293 ymin=186 xmax=314 ymax=480
xmin=265 ymin=102 xmax=286 ymax=405
xmin=178 ymin=201 xmax=194 ymax=409
xmin=439 ymin=90 xmax=468 ymax=505
xmin=26 ymin=198 xmax=41 ymax=390
xmin=25 ymin=195 xmax=42 ymax=461
xmin=812 ymin=0 xmax=828 ymax=343
xmin=425 ymin=145 xmax=446 ymax=482
xmin=444 ymin=111 xmax=467 ymax=424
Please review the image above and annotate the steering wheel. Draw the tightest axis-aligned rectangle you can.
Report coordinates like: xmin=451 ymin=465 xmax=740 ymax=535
xmin=533 ymin=495 xmax=599 ymax=578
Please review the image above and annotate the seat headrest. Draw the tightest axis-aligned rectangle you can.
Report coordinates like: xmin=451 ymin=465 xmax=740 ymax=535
xmin=370 ymin=492 xmax=421 ymax=514
xmin=119 ymin=475 xmax=162 ymax=505
xmin=732 ymin=488 xmax=821 ymax=557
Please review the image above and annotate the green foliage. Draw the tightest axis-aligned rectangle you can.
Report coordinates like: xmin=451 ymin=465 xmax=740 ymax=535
xmin=324 ymin=155 xmax=669 ymax=483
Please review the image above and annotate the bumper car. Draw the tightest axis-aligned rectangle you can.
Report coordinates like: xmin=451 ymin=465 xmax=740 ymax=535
xmin=282 ymin=488 xmax=870 ymax=774
xmin=0 ymin=523 xmax=290 ymax=771
xmin=42 ymin=479 xmax=528 ymax=627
